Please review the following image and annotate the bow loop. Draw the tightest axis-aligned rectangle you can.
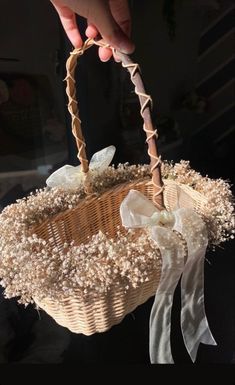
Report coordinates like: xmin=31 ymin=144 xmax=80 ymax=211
xmin=46 ymin=145 xmax=116 ymax=189
xmin=120 ymin=189 xmax=175 ymax=228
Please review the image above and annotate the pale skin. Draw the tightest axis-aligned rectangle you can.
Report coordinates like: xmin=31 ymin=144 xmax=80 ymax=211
xmin=50 ymin=0 xmax=135 ymax=61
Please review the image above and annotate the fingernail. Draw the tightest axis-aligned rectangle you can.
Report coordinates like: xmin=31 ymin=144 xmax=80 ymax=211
xmin=101 ymin=57 xmax=110 ymax=62
xmin=112 ymin=30 xmax=135 ymax=54
xmin=118 ymin=41 xmax=135 ymax=54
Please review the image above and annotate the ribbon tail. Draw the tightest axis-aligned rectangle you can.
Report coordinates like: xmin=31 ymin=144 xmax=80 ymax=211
xmin=180 ymin=244 xmax=217 ymax=362
xmin=149 ymin=227 xmax=186 ymax=364
xmin=150 ymin=293 xmax=176 ymax=364
xmin=174 ymin=208 xmax=217 ymax=363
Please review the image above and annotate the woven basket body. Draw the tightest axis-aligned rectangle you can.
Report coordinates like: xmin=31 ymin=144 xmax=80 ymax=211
xmin=35 ymin=276 xmax=159 ymax=335
xmin=32 ymin=177 xmax=207 ymax=335
xmin=33 ymin=179 xmax=159 ymax=334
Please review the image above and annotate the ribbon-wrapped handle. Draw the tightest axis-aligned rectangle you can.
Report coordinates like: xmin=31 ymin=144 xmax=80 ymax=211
xmin=65 ymin=38 xmax=164 ymax=209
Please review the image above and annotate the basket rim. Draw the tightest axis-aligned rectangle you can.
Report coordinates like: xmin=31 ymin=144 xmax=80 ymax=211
xmin=30 ymin=177 xmax=209 ymax=236
xmin=31 ymin=177 xmax=152 ymax=233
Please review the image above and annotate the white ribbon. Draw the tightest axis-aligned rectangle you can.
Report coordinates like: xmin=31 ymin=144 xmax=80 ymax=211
xmin=46 ymin=145 xmax=116 ymax=189
xmin=120 ymin=189 xmax=216 ymax=363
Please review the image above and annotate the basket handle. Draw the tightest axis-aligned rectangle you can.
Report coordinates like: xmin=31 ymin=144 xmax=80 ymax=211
xmin=65 ymin=38 xmax=164 ymax=209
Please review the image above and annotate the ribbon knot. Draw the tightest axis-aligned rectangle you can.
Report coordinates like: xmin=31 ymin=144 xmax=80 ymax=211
xmin=149 ymin=210 xmax=175 ymax=227
xmin=120 ymin=189 xmax=216 ymax=363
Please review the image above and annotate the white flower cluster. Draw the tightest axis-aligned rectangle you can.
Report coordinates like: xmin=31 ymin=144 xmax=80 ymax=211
xmin=0 ymin=161 xmax=234 ymax=306
xmin=0 ymin=227 xmax=161 ymax=305
xmin=164 ymin=160 xmax=235 ymax=244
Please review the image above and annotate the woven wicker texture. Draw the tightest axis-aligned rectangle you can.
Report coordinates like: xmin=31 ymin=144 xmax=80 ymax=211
xmin=33 ymin=179 xmax=160 ymax=334
xmin=32 ymin=177 xmax=206 ymax=334
xmin=35 ymin=273 xmax=160 ymax=335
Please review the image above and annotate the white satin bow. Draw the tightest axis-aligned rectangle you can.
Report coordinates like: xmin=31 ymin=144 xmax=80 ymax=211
xmin=120 ymin=189 xmax=216 ymax=364
xmin=46 ymin=145 xmax=116 ymax=189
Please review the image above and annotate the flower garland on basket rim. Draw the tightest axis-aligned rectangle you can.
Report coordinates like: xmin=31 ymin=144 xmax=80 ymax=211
xmin=0 ymin=39 xmax=234 ymax=363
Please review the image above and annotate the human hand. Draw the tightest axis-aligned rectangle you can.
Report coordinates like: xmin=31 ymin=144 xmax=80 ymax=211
xmin=50 ymin=0 xmax=135 ymax=61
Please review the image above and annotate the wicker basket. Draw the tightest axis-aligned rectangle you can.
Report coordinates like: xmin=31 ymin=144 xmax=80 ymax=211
xmin=0 ymin=39 xmax=233 ymax=336
xmin=33 ymin=182 xmax=207 ymax=335
xmin=29 ymin=39 xmax=162 ymax=334
xmin=31 ymin=39 xmax=207 ymax=334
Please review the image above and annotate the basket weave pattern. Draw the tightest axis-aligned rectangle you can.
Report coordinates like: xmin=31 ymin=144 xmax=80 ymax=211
xmin=33 ymin=179 xmax=161 ymax=334
xmin=32 ymin=178 xmax=207 ymax=334
xmin=35 ymin=270 xmax=160 ymax=335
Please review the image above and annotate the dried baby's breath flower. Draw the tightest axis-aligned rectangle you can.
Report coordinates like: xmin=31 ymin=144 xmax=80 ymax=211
xmin=0 ymin=161 xmax=234 ymax=306
xmin=0 ymin=224 xmax=161 ymax=305
xmin=163 ymin=160 xmax=234 ymax=244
